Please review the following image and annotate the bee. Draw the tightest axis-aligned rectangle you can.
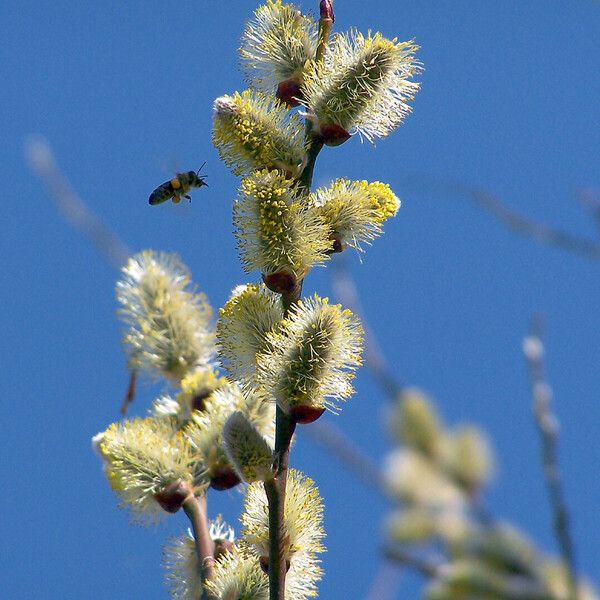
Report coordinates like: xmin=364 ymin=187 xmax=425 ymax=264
xmin=148 ymin=163 xmax=208 ymax=205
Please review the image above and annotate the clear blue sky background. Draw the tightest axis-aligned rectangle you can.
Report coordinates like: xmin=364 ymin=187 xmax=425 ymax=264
xmin=1 ymin=1 xmax=599 ymax=598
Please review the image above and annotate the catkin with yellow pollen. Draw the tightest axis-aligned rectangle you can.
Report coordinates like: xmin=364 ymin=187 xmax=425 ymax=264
xmin=311 ymin=178 xmax=401 ymax=252
xmin=212 ymin=90 xmax=307 ymax=176
xmin=234 ymin=169 xmax=330 ymax=293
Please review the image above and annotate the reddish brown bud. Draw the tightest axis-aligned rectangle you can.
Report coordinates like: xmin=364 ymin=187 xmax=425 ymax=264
xmin=210 ymin=465 xmax=241 ymax=491
xmin=326 ymin=234 xmax=343 ymax=254
xmin=262 ymin=271 xmax=298 ymax=294
xmin=191 ymin=390 xmax=211 ymax=412
xmin=318 ymin=123 xmax=351 ymax=147
xmin=289 ymin=405 xmax=326 ymax=424
xmin=320 ymin=0 xmax=335 ymax=22
xmin=276 ymin=78 xmax=303 ymax=107
xmin=214 ymin=539 xmax=235 ymax=561
xmin=259 ymin=555 xmax=291 ymax=574
xmin=154 ymin=480 xmax=191 ymax=513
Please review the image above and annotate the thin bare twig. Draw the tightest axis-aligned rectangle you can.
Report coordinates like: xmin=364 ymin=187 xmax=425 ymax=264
xmin=383 ymin=547 xmax=442 ymax=578
xmin=25 ymin=135 xmax=131 ymax=269
xmin=449 ymin=181 xmax=600 ymax=262
xmin=305 ymin=419 xmax=389 ymax=494
xmin=522 ymin=318 xmax=578 ymax=600
xmin=25 ymin=136 xmax=140 ymax=412
xmin=331 ymin=257 xmax=403 ymax=398
xmin=364 ymin=561 xmax=402 ymax=600
xmin=574 ymin=188 xmax=600 ymax=235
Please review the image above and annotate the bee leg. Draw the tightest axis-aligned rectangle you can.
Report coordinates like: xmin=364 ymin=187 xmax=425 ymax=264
xmin=172 ymin=195 xmax=181 ymax=205
xmin=185 ymin=195 xmax=192 ymax=202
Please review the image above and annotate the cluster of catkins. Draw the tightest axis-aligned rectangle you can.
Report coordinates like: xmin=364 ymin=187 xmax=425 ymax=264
xmin=383 ymin=390 xmax=599 ymax=600
xmin=94 ymin=1 xmax=421 ymax=598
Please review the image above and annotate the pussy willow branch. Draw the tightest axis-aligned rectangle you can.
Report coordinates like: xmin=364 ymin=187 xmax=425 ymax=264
xmin=265 ymin=5 xmax=333 ymax=598
xmin=182 ymin=494 xmax=216 ymax=600
xmin=523 ymin=318 xmax=578 ymax=600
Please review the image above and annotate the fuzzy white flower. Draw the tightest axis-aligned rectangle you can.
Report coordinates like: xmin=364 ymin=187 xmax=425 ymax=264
xmin=213 ymin=90 xmax=307 ymax=176
xmin=302 ymin=30 xmax=421 ymax=143
xmin=209 ymin=515 xmax=236 ymax=544
xmin=383 ymin=448 xmax=466 ymax=510
xmin=216 ymin=284 xmax=283 ymax=381
xmin=240 ymin=0 xmax=317 ymax=103
xmin=388 ymin=388 xmax=443 ymax=456
xmin=440 ymin=426 xmax=494 ymax=493
xmin=234 ymin=169 xmax=330 ymax=292
xmin=97 ymin=417 xmax=194 ymax=523
xmin=241 ymin=469 xmax=325 ymax=561
xmin=184 ymin=384 xmax=275 ymax=490
xmin=256 ymin=295 xmax=363 ymax=421
xmin=207 ymin=545 xmax=269 ymax=600
xmin=207 ymin=542 xmax=322 ymax=600
xmin=311 ymin=179 xmax=401 ymax=252
xmin=116 ymin=251 xmax=214 ymax=382
xmin=162 ymin=531 xmax=202 ymax=600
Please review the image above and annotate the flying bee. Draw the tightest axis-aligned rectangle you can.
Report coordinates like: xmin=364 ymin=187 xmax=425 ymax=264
xmin=148 ymin=163 xmax=208 ymax=205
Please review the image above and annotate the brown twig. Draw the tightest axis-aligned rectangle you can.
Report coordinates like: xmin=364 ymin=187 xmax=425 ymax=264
xmin=523 ymin=317 xmax=578 ymax=600
xmin=182 ymin=494 xmax=217 ymax=600
xmin=120 ymin=370 xmax=138 ymax=415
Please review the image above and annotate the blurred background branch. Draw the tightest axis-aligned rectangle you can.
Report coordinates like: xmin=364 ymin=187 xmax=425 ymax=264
xmin=409 ymin=178 xmax=600 ymax=262
xmin=523 ymin=318 xmax=579 ymax=600
xmin=25 ymin=136 xmax=131 ymax=269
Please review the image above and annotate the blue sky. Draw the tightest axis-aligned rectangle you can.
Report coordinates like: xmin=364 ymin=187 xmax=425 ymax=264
xmin=1 ymin=1 xmax=599 ymax=598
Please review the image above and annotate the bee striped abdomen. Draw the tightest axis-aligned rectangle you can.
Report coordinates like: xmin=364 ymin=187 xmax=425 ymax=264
xmin=148 ymin=181 xmax=175 ymax=205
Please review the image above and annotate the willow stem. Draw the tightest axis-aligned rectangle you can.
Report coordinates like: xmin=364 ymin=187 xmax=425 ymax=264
xmin=316 ymin=1 xmax=334 ymax=63
xmin=267 ymin=290 xmax=300 ymax=600
xmin=265 ymin=5 xmax=332 ymax=597
xmin=183 ymin=494 xmax=216 ymax=600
